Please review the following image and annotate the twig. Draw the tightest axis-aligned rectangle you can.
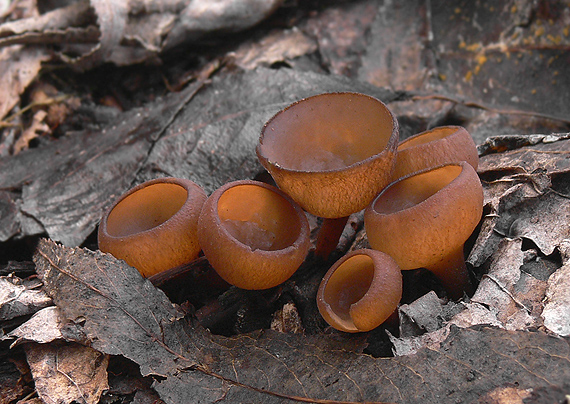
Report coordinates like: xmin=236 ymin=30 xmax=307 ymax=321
xmin=410 ymin=93 xmax=570 ymax=124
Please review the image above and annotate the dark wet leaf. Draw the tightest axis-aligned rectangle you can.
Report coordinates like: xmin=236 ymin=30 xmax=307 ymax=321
xmin=0 ymin=78 xmax=206 ymax=245
xmin=35 ymin=239 xmax=570 ymax=404
xmin=135 ymin=67 xmax=400 ymax=194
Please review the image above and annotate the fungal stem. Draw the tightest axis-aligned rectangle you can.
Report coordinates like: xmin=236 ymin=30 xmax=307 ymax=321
xmin=314 ymin=216 xmax=349 ymax=260
xmin=427 ymin=247 xmax=474 ymax=300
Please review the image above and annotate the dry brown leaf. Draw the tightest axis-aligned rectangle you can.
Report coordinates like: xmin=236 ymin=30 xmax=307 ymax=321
xmin=471 ymin=238 xmax=545 ymax=331
xmin=474 ymin=386 xmax=532 ymax=404
xmin=0 ymin=0 xmax=286 ymax=68
xmin=0 ymin=46 xmax=51 ymax=121
xmin=12 ymin=110 xmax=50 ymax=154
xmin=4 ymin=306 xmax=84 ymax=347
xmin=542 ymin=239 xmax=570 ymax=336
xmin=24 ymin=341 xmax=109 ymax=404
xmin=230 ymin=28 xmax=317 ymax=70
xmin=0 ymin=274 xmax=52 ymax=322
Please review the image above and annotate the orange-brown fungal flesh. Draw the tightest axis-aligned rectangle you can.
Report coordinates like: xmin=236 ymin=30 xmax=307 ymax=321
xmin=197 ymin=180 xmax=310 ymax=290
xmin=392 ymin=125 xmax=478 ymax=181
xmin=98 ymin=177 xmax=207 ymax=278
xmin=317 ymin=249 xmax=402 ymax=333
xmin=257 ymin=92 xmax=399 ymax=218
xmin=314 ymin=216 xmax=349 ymax=260
xmin=364 ymin=162 xmax=483 ymax=299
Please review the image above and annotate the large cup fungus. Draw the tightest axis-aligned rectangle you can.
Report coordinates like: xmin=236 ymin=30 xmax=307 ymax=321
xmin=197 ymin=180 xmax=310 ymax=290
xmin=392 ymin=125 xmax=479 ymax=181
xmin=98 ymin=177 xmax=207 ymax=278
xmin=364 ymin=162 xmax=483 ymax=300
xmin=257 ymin=92 xmax=399 ymax=258
xmin=317 ymin=249 xmax=402 ymax=333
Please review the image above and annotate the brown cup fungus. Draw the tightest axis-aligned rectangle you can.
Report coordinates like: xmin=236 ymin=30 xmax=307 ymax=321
xmin=364 ymin=162 xmax=483 ymax=300
xmin=257 ymin=92 xmax=399 ymax=258
xmin=317 ymin=249 xmax=402 ymax=333
xmin=392 ymin=125 xmax=478 ymax=181
xmin=98 ymin=177 xmax=207 ymax=278
xmin=197 ymin=180 xmax=310 ymax=290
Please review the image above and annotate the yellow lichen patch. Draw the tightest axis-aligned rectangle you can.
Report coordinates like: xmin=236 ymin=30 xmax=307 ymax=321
xmin=454 ymin=7 xmax=461 ymax=14
xmin=535 ymin=26 xmax=545 ymax=37
xmin=548 ymin=56 xmax=558 ymax=66
xmin=464 ymin=70 xmax=473 ymax=82
xmin=564 ymin=26 xmax=569 ymax=37
xmin=473 ymin=54 xmax=488 ymax=75
xmin=466 ymin=43 xmax=482 ymax=52
xmin=511 ymin=5 xmax=517 ymax=13
xmin=531 ymin=89 xmax=537 ymax=95
xmin=458 ymin=40 xmax=466 ymax=49
xmin=439 ymin=73 xmax=447 ymax=81
xmin=547 ymin=34 xmax=562 ymax=45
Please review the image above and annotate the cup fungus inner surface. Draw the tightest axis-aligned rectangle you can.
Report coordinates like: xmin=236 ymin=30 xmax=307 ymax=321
xmin=260 ymin=93 xmax=395 ymax=171
xmin=373 ymin=165 xmax=462 ymax=214
xmin=398 ymin=126 xmax=457 ymax=150
xmin=218 ymin=184 xmax=301 ymax=251
xmin=106 ymin=183 xmax=187 ymax=237
xmin=322 ymin=254 xmax=374 ymax=329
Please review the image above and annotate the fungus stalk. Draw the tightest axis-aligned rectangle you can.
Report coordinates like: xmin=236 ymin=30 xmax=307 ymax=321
xmin=314 ymin=216 xmax=349 ymax=260
xmin=428 ymin=246 xmax=474 ymax=300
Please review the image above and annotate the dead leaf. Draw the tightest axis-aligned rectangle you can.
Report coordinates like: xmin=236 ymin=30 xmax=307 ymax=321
xmin=5 ymin=306 xmax=85 ymax=347
xmin=542 ymin=239 xmax=570 ymax=337
xmin=64 ymin=0 xmax=128 ymax=70
xmin=0 ymin=46 xmax=51 ymax=121
xmin=0 ymin=0 xmax=286 ymax=68
xmin=470 ymin=136 xmax=570 ymax=267
xmin=34 ymin=239 xmax=570 ymax=404
xmin=270 ymin=302 xmax=303 ymax=334
xmin=0 ymin=274 xmax=52 ymax=321
xmin=230 ymin=27 xmax=317 ymax=70
xmin=13 ymin=110 xmax=50 ymax=154
xmin=0 ymin=75 xmax=207 ymax=245
xmin=302 ymin=1 xmax=378 ymax=77
xmin=24 ymin=341 xmax=109 ymax=404
xmin=474 ymin=386 xmax=532 ymax=404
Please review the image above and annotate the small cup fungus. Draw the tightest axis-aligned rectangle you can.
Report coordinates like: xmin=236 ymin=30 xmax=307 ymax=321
xmin=364 ymin=162 xmax=483 ymax=299
xmin=257 ymin=92 xmax=399 ymax=257
xmin=257 ymin=92 xmax=399 ymax=218
xmin=197 ymin=180 xmax=310 ymax=290
xmin=392 ymin=125 xmax=478 ymax=181
xmin=98 ymin=177 xmax=207 ymax=277
xmin=317 ymin=249 xmax=402 ymax=333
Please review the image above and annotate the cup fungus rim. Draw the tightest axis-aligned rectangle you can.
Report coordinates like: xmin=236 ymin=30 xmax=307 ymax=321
xmin=397 ymin=125 xmax=467 ymax=151
xmin=257 ymin=91 xmax=399 ymax=175
xmin=206 ymin=179 xmax=310 ymax=255
xmin=369 ymin=161 xmax=472 ymax=217
xmin=99 ymin=177 xmax=204 ymax=241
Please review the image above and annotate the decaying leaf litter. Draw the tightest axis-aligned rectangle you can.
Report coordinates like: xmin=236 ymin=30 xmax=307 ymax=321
xmin=1 ymin=0 xmax=570 ymax=403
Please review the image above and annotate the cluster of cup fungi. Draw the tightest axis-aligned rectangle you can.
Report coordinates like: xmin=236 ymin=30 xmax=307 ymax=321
xmin=98 ymin=92 xmax=483 ymax=334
